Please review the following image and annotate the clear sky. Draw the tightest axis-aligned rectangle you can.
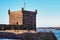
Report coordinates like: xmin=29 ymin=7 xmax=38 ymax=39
xmin=0 ymin=0 xmax=60 ymax=27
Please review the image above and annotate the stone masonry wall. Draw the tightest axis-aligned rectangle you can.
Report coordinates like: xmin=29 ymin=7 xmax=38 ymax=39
xmin=9 ymin=11 xmax=23 ymax=25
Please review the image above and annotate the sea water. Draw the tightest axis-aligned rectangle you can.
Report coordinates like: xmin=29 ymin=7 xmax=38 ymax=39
xmin=52 ymin=30 xmax=60 ymax=40
xmin=37 ymin=29 xmax=60 ymax=40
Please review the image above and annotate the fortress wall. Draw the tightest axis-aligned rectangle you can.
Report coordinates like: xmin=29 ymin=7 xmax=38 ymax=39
xmin=9 ymin=11 xmax=23 ymax=25
xmin=0 ymin=30 xmax=36 ymax=34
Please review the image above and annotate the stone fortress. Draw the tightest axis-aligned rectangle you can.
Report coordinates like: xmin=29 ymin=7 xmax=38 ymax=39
xmin=0 ymin=8 xmax=37 ymax=33
xmin=8 ymin=8 xmax=37 ymax=31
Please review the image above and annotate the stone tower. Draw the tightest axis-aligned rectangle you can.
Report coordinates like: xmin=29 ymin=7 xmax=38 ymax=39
xmin=8 ymin=8 xmax=37 ymax=30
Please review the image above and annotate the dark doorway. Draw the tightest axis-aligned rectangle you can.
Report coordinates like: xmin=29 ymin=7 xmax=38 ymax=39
xmin=16 ymin=22 xmax=18 ymax=25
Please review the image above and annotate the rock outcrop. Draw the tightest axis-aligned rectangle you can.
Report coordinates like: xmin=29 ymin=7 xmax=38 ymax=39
xmin=0 ymin=32 xmax=57 ymax=40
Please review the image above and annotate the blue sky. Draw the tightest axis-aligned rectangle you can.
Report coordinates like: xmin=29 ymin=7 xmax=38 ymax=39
xmin=0 ymin=0 xmax=60 ymax=27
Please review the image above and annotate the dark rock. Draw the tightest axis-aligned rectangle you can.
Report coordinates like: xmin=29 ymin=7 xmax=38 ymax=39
xmin=0 ymin=32 xmax=57 ymax=40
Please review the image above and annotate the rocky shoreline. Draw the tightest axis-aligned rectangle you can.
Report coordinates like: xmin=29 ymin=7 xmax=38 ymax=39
xmin=0 ymin=32 xmax=57 ymax=40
